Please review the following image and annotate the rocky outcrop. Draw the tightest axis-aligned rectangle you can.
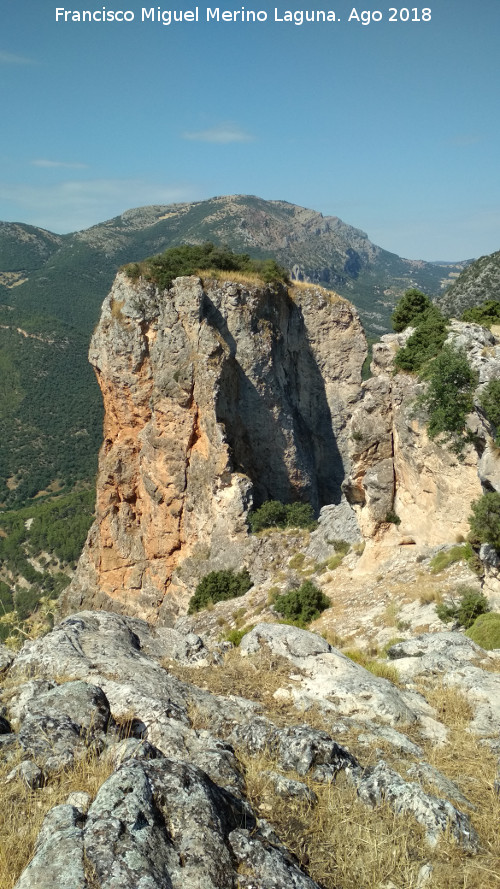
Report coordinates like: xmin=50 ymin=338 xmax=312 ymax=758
xmin=343 ymin=322 xmax=500 ymax=543
xmin=2 ymin=611 xmax=491 ymax=889
xmin=64 ymin=274 xmax=366 ymax=622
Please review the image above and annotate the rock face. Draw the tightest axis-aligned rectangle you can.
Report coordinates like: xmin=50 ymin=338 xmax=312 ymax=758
xmin=343 ymin=322 xmax=500 ymax=542
xmin=64 ymin=274 xmax=366 ymax=622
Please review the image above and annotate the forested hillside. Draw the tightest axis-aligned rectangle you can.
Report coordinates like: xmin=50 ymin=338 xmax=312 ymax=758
xmin=0 ymin=197 xmax=469 ymax=509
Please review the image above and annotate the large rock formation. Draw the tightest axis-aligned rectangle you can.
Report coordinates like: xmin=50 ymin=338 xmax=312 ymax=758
xmin=65 ymin=274 xmax=366 ymax=622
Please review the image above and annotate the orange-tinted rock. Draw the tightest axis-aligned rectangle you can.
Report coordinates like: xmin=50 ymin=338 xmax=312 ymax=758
xmin=63 ymin=275 xmax=366 ymax=622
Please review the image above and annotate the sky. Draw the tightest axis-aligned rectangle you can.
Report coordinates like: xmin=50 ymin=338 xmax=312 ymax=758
xmin=1 ymin=0 xmax=499 ymax=261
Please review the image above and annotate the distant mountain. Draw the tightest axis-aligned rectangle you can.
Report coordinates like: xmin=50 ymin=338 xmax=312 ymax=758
xmin=0 ymin=195 xmax=469 ymax=507
xmin=437 ymin=249 xmax=500 ymax=318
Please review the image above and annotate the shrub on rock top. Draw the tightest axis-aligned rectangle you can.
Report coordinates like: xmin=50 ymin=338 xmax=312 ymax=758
xmin=124 ymin=243 xmax=289 ymax=291
xmin=188 ymin=568 xmax=252 ymax=614
xmin=391 ymin=289 xmax=433 ymax=332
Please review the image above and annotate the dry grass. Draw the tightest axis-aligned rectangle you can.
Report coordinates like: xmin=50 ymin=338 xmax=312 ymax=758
xmin=288 ymin=281 xmax=346 ymax=303
xmin=173 ymin=650 xmax=500 ymax=888
xmin=235 ymin=682 xmax=500 ymax=889
xmin=343 ymin=648 xmax=402 ymax=685
xmin=162 ymin=647 xmax=298 ymax=720
xmin=0 ymin=746 xmax=114 ymax=889
xmin=200 ymin=269 xmax=276 ymax=287
xmin=239 ymin=747 xmax=426 ymax=889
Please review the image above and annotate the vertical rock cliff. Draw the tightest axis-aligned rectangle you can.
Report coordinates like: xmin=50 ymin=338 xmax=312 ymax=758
xmin=65 ymin=274 xmax=366 ymax=622
xmin=343 ymin=324 xmax=500 ymax=544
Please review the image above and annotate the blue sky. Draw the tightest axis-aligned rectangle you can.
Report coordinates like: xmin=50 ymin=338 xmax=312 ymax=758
xmin=1 ymin=0 xmax=499 ymax=260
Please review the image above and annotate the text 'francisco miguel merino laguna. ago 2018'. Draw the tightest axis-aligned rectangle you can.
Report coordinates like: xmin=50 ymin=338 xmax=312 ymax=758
xmin=54 ymin=7 xmax=341 ymax=24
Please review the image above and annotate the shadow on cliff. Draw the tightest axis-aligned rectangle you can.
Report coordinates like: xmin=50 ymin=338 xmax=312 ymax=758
xmin=203 ymin=293 xmax=344 ymax=511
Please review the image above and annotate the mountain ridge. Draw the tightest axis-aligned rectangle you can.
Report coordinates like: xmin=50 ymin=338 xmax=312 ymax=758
xmin=0 ymin=195 xmax=471 ymax=507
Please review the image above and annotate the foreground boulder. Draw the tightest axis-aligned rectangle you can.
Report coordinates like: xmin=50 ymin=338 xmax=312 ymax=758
xmin=1 ymin=611 xmax=487 ymax=889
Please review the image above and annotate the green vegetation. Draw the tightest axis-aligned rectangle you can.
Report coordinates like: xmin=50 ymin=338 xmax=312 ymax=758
xmin=393 ymin=305 xmax=448 ymax=373
xmin=466 ymin=612 xmax=500 ymax=650
xmin=439 ymin=249 xmax=500 ymax=319
xmin=329 ymin=539 xmax=350 ymax=555
xmin=224 ymin=625 xmax=255 ymax=647
xmin=274 ymin=579 xmax=330 ymax=627
xmin=124 ymin=243 xmax=289 ymax=290
xmin=188 ymin=568 xmax=252 ymax=614
xmin=462 ymin=299 xmax=500 ymax=328
xmin=418 ymin=346 xmax=478 ymax=455
xmin=343 ymin=648 xmax=400 ymax=683
xmin=0 ymin=490 xmax=94 ymax=630
xmin=385 ymin=511 xmax=401 ymax=525
xmin=435 ymin=586 xmax=490 ymax=628
xmin=479 ymin=380 xmax=500 ymax=445
xmin=469 ymin=491 xmax=500 ymax=552
xmin=429 ymin=542 xmax=480 ymax=575
xmin=0 ymin=490 xmax=95 ymax=570
xmin=390 ymin=289 xmax=449 ymax=375
xmin=0 ymin=323 xmax=102 ymax=507
xmin=0 ymin=582 xmax=14 ymax=614
xmin=249 ymin=500 xmax=316 ymax=533
xmin=391 ymin=289 xmax=433 ymax=332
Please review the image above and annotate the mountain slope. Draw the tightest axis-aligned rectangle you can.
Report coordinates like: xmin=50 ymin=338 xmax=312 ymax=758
xmin=0 ymin=195 xmax=468 ymax=507
xmin=438 ymin=249 xmax=500 ymax=318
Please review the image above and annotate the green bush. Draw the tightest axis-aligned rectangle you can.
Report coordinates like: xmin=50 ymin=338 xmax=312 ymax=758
xmin=461 ymin=300 xmax=500 ymax=328
xmin=479 ymin=380 xmax=500 ymax=445
xmin=285 ymin=502 xmax=316 ymax=530
xmin=465 ymin=612 xmax=500 ymax=649
xmin=330 ymin=539 xmax=350 ymax=555
xmin=393 ymin=306 xmax=448 ymax=373
xmin=249 ymin=500 xmax=288 ymax=532
xmin=123 ymin=243 xmax=289 ymax=291
xmin=385 ymin=511 xmax=401 ymax=525
xmin=436 ymin=586 xmax=490 ymax=628
xmin=0 ymin=581 xmax=14 ymax=614
xmin=469 ymin=492 xmax=500 ymax=551
xmin=429 ymin=543 xmax=478 ymax=574
xmin=224 ymin=625 xmax=255 ymax=647
xmin=418 ymin=346 xmax=478 ymax=455
xmin=391 ymin=289 xmax=433 ymax=332
xmin=249 ymin=500 xmax=316 ymax=533
xmin=188 ymin=568 xmax=252 ymax=614
xmin=274 ymin=580 xmax=330 ymax=627
xmin=15 ymin=586 xmax=43 ymax=621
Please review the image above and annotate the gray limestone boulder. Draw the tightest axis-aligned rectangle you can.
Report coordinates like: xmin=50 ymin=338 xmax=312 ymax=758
xmin=81 ymin=758 xmax=323 ymax=889
xmin=354 ymin=761 xmax=478 ymax=851
xmin=228 ymin=716 xmax=358 ymax=781
xmin=306 ymin=498 xmax=362 ymax=561
xmin=387 ymin=632 xmax=500 ymax=735
xmin=240 ymin=623 xmax=442 ymax=733
xmin=16 ymin=681 xmax=110 ymax=773
xmin=13 ymin=804 xmax=86 ymax=889
xmin=0 ymin=643 xmax=13 ymax=673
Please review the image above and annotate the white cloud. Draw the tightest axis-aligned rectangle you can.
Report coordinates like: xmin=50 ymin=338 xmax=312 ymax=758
xmin=182 ymin=124 xmax=253 ymax=144
xmin=0 ymin=179 xmax=199 ymax=233
xmin=31 ymin=159 xmax=89 ymax=170
xmin=449 ymin=133 xmax=482 ymax=147
xmin=0 ymin=50 xmax=36 ymax=65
